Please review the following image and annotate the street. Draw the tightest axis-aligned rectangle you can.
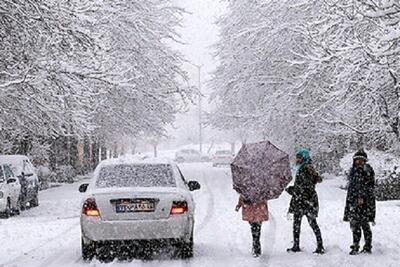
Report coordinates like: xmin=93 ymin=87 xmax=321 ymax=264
xmin=0 ymin=163 xmax=399 ymax=267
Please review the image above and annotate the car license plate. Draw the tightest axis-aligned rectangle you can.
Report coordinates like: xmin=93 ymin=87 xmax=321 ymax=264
xmin=115 ymin=199 xmax=155 ymax=213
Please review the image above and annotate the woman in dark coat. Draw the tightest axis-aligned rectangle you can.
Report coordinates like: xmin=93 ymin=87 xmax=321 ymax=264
xmin=286 ymin=148 xmax=325 ymax=254
xmin=344 ymin=150 xmax=376 ymax=255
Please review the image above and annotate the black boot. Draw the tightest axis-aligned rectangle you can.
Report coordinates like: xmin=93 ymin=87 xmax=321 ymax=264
xmin=313 ymin=231 xmax=324 ymax=254
xmin=252 ymin=241 xmax=261 ymax=257
xmin=287 ymin=244 xmax=301 ymax=253
xmin=361 ymin=223 xmax=372 ymax=254
xmin=360 ymin=245 xmax=372 ymax=254
xmin=313 ymin=244 xmax=325 ymax=254
xmin=349 ymin=244 xmax=359 ymax=255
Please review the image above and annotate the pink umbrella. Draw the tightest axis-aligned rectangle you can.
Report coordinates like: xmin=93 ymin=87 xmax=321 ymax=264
xmin=231 ymin=141 xmax=292 ymax=202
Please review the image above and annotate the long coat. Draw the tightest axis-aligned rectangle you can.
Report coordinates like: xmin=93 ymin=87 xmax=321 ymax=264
xmin=237 ymin=196 xmax=269 ymax=223
xmin=287 ymin=164 xmax=322 ymax=218
xmin=344 ymin=164 xmax=376 ymax=222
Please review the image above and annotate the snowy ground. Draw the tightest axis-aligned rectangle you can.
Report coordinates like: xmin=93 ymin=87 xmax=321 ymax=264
xmin=0 ymin=163 xmax=399 ymax=267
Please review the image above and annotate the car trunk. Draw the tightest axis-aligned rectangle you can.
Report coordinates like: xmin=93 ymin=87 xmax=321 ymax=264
xmin=93 ymin=188 xmax=184 ymax=221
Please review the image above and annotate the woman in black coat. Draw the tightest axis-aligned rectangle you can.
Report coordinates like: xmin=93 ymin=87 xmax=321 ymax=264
xmin=286 ymin=148 xmax=324 ymax=254
xmin=344 ymin=150 xmax=376 ymax=255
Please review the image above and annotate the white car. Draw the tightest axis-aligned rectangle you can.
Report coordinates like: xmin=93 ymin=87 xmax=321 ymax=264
xmin=0 ymin=155 xmax=39 ymax=209
xmin=212 ymin=150 xmax=234 ymax=167
xmin=0 ymin=164 xmax=22 ymax=218
xmin=79 ymin=158 xmax=201 ymax=260
xmin=175 ymin=149 xmax=210 ymax=163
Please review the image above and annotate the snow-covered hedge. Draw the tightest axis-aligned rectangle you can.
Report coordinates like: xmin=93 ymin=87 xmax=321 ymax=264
xmin=49 ymin=165 xmax=76 ymax=184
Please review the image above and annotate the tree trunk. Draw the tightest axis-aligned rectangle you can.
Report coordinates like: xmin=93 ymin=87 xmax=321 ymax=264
xmin=92 ymin=141 xmax=99 ymax=170
xmin=100 ymin=145 xmax=107 ymax=161
xmin=153 ymin=144 xmax=158 ymax=158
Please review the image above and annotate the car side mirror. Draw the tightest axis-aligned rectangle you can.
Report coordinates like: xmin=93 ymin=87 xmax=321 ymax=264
xmin=79 ymin=183 xmax=89 ymax=193
xmin=7 ymin=178 xmax=17 ymax=184
xmin=188 ymin=181 xmax=201 ymax=191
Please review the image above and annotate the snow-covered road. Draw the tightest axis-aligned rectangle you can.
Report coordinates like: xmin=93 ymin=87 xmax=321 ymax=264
xmin=1 ymin=163 xmax=399 ymax=267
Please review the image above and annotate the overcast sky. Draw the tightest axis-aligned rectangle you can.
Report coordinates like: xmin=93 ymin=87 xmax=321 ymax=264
xmin=175 ymin=0 xmax=226 ymax=92
xmin=164 ymin=0 xmax=227 ymax=146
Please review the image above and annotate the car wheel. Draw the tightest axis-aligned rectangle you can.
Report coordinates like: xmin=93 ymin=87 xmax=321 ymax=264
xmin=81 ymin=237 xmax=96 ymax=261
xmin=179 ymin=232 xmax=194 ymax=259
xmin=1 ymin=199 xmax=12 ymax=219
xmin=30 ymin=193 xmax=39 ymax=208
xmin=13 ymin=198 xmax=21 ymax=215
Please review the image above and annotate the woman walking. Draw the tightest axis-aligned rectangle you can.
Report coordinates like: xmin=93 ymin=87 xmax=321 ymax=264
xmin=235 ymin=195 xmax=269 ymax=257
xmin=286 ymin=148 xmax=325 ymax=254
xmin=344 ymin=150 xmax=376 ymax=255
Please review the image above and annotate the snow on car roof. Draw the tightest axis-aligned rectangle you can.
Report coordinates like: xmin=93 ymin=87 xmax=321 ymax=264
xmin=0 ymin=155 xmax=31 ymax=175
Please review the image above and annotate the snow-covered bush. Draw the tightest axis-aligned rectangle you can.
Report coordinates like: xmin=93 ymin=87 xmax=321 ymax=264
xmin=49 ymin=165 xmax=77 ymax=184
xmin=376 ymin=168 xmax=400 ymax=201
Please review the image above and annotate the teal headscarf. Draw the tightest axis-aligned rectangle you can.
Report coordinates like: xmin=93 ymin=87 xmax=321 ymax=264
xmin=296 ymin=148 xmax=312 ymax=172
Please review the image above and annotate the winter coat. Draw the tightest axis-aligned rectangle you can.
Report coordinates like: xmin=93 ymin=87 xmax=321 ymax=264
xmin=344 ymin=164 xmax=376 ymax=222
xmin=287 ymin=164 xmax=322 ymax=218
xmin=237 ymin=196 xmax=269 ymax=223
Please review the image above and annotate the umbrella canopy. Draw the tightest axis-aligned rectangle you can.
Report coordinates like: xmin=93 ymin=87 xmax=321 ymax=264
xmin=231 ymin=141 xmax=292 ymax=202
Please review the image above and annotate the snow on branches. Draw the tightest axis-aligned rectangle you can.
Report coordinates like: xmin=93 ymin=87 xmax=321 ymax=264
xmin=0 ymin=0 xmax=192 ymax=154
xmin=211 ymin=0 xmax=400 ymax=154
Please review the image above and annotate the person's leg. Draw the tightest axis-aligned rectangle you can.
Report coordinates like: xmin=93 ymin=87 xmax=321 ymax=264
xmin=350 ymin=220 xmax=361 ymax=255
xmin=307 ymin=216 xmax=324 ymax=253
xmin=361 ymin=222 xmax=372 ymax=253
xmin=250 ymin=223 xmax=262 ymax=256
xmin=287 ymin=214 xmax=302 ymax=252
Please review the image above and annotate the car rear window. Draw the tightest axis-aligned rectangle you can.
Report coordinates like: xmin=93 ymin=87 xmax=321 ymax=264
xmin=96 ymin=164 xmax=176 ymax=188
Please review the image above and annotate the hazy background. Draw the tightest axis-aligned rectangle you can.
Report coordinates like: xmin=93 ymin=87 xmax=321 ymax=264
xmin=163 ymin=0 xmax=227 ymax=151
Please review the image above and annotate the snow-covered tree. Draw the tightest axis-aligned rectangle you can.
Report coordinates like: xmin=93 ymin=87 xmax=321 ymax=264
xmin=211 ymin=0 xmax=400 ymax=164
xmin=210 ymin=0 xmax=319 ymax=151
xmin=295 ymin=0 xmax=400 ymax=144
xmin=0 ymin=0 xmax=193 ymax=170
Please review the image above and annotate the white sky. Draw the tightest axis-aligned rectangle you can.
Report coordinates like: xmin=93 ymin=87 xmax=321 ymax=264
xmin=165 ymin=0 xmax=227 ymax=146
xmin=175 ymin=0 xmax=226 ymax=82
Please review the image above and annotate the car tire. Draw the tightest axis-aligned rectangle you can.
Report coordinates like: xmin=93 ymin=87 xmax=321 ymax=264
xmin=1 ymin=199 xmax=12 ymax=219
xmin=20 ymin=196 xmax=26 ymax=211
xmin=82 ymin=237 xmax=96 ymax=261
xmin=30 ymin=193 xmax=39 ymax=208
xmin=13 ymin=199 xmax=21 ymax=215
xmin=179 ymin=232 xmax=194 ymax=259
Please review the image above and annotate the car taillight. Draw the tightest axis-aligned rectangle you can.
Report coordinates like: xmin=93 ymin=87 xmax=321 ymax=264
xmin=170 ymin=201 xmax=188 ymax=215
xmin=82 ymin=198 xmax=100 ymax=217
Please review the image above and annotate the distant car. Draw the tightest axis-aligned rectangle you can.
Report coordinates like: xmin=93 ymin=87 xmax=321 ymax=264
xmin=0 ymin=164 xmax=21 ymax=218
xmin=0 ymin=155 xmax=39 ymax=209
xmin=212 ymin=150 xmax=234 ymax=167
xmin=79 ymin=159 xmax=201 ymax=260
xmin=175 ymin=149 xmax=210 ymax=163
